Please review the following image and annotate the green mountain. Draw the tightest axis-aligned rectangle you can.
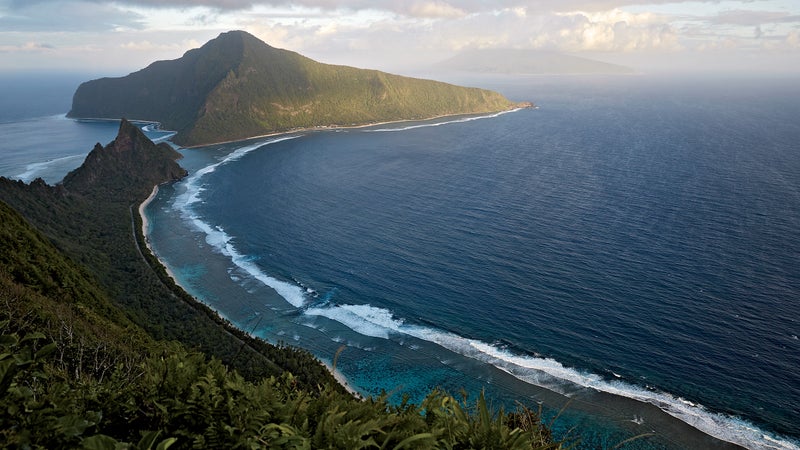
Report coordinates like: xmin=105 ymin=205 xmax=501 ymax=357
xmin=0 ymin=120 xmax=325 ymax=385
xmin=68 ymin=31 xmax=521 ymax=146
xmin=0 ymin=121 xmax=557 ymax=448
xmin=434 ymin=49 xmax=634 ymax=74
xmin=62 ymin=119 xmax=187 ymax=200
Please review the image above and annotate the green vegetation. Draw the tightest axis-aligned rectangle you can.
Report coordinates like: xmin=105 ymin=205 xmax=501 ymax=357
xmin=0 ymin=120 xmax=334 ymax=387
xmin=68 ymin=30 xmax=522 ymax=146
xmin=0 ymin=121 xmax=559 ymax=448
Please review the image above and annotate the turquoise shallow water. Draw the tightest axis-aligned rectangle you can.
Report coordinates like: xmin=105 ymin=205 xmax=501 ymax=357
xmin=2 ymin=73 xmax=798 ymax=449
xmin=144 ymin=76 xmax=800 ymax=449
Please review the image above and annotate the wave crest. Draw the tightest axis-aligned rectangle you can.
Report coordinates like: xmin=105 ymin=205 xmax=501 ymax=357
xmin=364 ymin=109 xmax=522 ymax=133
xmin=303 ymin=301 xmax=800 ymax=450
xmin=173 ymin=135 xmax=307 ymax=308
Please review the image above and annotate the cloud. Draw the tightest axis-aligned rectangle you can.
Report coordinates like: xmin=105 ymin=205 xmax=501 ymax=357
xmin=0 ymin=41 xmax=55 ymax=52
xmin=404 ymin=7 xmax=681 ymax=53
xmin=407 ymin=1 xmax=466 ymax=18
xmin=787 ymin=31 xmax=800 ymax=49
xmin=709 ymin=10 xmax=800 ymax=26
xmin=119 ymin=38 xmax=202 ymax=52
xmin=0 ymin=0 xmax=146 ymax=32
xmin=1 ymin=0 xmax=799 ymax=74
xmin=0 ymin=0 xmax=756 ymax=15
xmin=547 ymin=10 xmax=681 ymax=52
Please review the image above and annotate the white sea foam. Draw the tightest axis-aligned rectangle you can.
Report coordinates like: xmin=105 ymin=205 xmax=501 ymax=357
xmin=164 ymin=125 xmax=798 ymax=450
xmin=364 ymin=109 xmax=521 ymax=133
xmin=303 ymin=302 xmax=800 ymax=450
xmin=15 ymin=154 xmax=84 ymax=181
xmin=173 ymin=135 xmax=307 ymax=308
xmin=305 ymin=303 xmax=404 ymax=339
xmin=150 ymin=131 xmax=177 ymax=143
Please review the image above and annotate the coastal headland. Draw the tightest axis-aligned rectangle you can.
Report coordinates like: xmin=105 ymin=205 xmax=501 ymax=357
xmin=68 ymin=30 xmax=529 ymax=147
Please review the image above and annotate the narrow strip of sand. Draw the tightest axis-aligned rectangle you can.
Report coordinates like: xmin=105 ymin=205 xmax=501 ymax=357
xmin=323 ymin=362 xmax=362 ymax=398
xmin=138 ymin=184 xmax=362 ymax=399
xmin=138 ymin=185 xmax=179 ymax=283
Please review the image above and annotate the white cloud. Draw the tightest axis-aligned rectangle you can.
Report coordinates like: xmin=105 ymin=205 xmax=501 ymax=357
xmin=1 ymin=0 xmax=799 ymax=73
xmin=0 ymin=41 xmax=54 ymax=52
xmin=0 ymin=0 xmax=145 ymax=32
xmin=709 ymin=10 xmax=800 ymax=26
xmin=119 ymin=38 xmax=201 ymax=52
xmin=407 ymin=1 xmax=466 ymax=19
xmin=787 ymin=30 xmax=800 ymax=48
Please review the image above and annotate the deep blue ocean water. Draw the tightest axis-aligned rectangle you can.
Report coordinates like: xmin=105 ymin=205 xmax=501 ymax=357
xmin=2 ymin=74 xmax=798 ymax=449
xmin=0 ymin=116 xmax=175 ymax=184
xmin=0 ymin=72 xmax=174 ymax=182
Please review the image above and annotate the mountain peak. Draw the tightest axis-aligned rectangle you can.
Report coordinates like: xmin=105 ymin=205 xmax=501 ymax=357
xmin=216 ymin=30 xmax=263 ymax=44
xmin=61 ymin=120 xmax=186 ymax=201
xmin=68 ymin=32 xmax=520 ymax=146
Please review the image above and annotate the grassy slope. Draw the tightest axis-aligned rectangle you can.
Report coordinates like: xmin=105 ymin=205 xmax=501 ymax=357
xmin=188 ymin=31 xmax=516 ymax=144
xmin=0 ymin=123 xmax=557 ymax=449
xmin=69 ymin=31 xmax=518 ymax=146
xmin=0 ymin=121 xmax=334 ymax=387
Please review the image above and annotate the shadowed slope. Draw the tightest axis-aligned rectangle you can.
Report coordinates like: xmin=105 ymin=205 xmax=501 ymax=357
xmin=69 ymin=31 xmax=520 ymax=146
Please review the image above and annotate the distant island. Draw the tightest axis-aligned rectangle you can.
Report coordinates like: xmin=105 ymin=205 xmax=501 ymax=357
xmin=434 ymin=48 xmax=634 ymax=75
xmin=68 ymin=30 xmax=527 ymax=146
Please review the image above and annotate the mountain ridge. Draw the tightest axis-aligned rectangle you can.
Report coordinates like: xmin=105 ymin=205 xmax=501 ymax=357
xmin=435 ymin=48 xmax=634 ymax=75
xmin=0 ymin=120 xmax=558 ymax=450
xmin=68 ymin=31 xmax=523 ymax=146
xmin=61 ymin=119 xmax=187 ymax=201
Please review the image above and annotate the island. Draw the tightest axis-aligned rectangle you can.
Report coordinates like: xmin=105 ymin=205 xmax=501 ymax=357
xmin=68 ymin=30 xmax=528 ymax=147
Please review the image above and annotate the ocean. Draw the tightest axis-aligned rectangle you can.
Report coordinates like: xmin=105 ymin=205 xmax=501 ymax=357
xmin=2 ymin=74 xmax=798 ymax=449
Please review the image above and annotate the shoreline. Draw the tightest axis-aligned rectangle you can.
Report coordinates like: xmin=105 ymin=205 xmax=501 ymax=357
xmin=72 ymin=106 xmax=529 ymax=149
xmin=322 ymin=361 xmax=361 ymax=399
xmin=138 ymin=185 xmax=181 ymax=285
xmin=182 ymin=106 xmax=528 ymax=148
xmin=134 ymin=114 xmax=794 ymax=450
xmin=137 ymin=186 xmax=362 ymax=398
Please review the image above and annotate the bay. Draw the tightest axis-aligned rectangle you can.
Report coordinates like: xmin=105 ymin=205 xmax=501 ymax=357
xmin=145 ymin=75 xmax=800 ymax=449
xmin=2 ymin=73 xmax=797 ymax=449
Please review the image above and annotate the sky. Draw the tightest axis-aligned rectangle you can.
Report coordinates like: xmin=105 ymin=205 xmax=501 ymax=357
xmin=0 ymin=0 xmax=798 ymax=75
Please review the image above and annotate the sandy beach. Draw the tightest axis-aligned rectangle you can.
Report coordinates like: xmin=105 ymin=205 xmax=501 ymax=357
xmin=322 ymin=362 xmax=362 ymax=398
xmin=138 ymin=184 xmax=362 ymax=398
xmin=138 ymin=184 xmax=180 ymax=284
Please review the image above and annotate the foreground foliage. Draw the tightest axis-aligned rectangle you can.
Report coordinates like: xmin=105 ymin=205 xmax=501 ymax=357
xmin=0 ymin=121 xmax=559 ymax=448
xmin=0 ymin=327 xmax=557 ymax=449
xmin=0 ymin=202 xmax=556 ymax=447
xmin=0 ymin=120 xmax=338 ymax=389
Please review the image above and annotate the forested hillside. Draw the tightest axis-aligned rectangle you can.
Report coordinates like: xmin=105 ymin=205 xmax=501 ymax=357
xmin=0 ymin=120 xmax=557 ymax=449
xmin=69 ymin=31 xmax=521 ymax=146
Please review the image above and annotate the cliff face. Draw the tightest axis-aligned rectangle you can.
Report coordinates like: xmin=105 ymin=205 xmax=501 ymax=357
xmin=61 ymin=119 xmax=187 ymax=202
xmin=68 ymin=30 xmax=518 ymax=146
xmin=0 ymin=120 xmax=306 ymax=387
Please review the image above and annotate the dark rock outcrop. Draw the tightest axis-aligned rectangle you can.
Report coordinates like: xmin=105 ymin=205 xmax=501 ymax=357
xmin=62 ymin=119 xmax=187 ymax=202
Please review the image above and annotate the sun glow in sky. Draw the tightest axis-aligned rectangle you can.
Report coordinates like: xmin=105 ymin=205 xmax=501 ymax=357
xmin=0 ymin=0 xmax=798 ymax=74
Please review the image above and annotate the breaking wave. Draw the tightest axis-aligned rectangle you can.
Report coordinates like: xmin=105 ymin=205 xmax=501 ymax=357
xmin=172 ymin=135 xmax=308 ymax=308
xmin=303 ymin=302 xmax=800 ymax=450
xmin=15 ymin=154 xmax=84 ymax=182
xmin=364 ymin=109 xmax=522 ymax=132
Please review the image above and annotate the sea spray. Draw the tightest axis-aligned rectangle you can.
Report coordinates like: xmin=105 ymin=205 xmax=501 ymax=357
xmin=364 ymin=109 xmax=521 ymax=133
xmin=173 ymin=135 xmax=308 ymax=308
xmin=147 ymin=78 xmax=800 ymax=449
xmin=303 ymin=301 xmax=799 ymax=450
